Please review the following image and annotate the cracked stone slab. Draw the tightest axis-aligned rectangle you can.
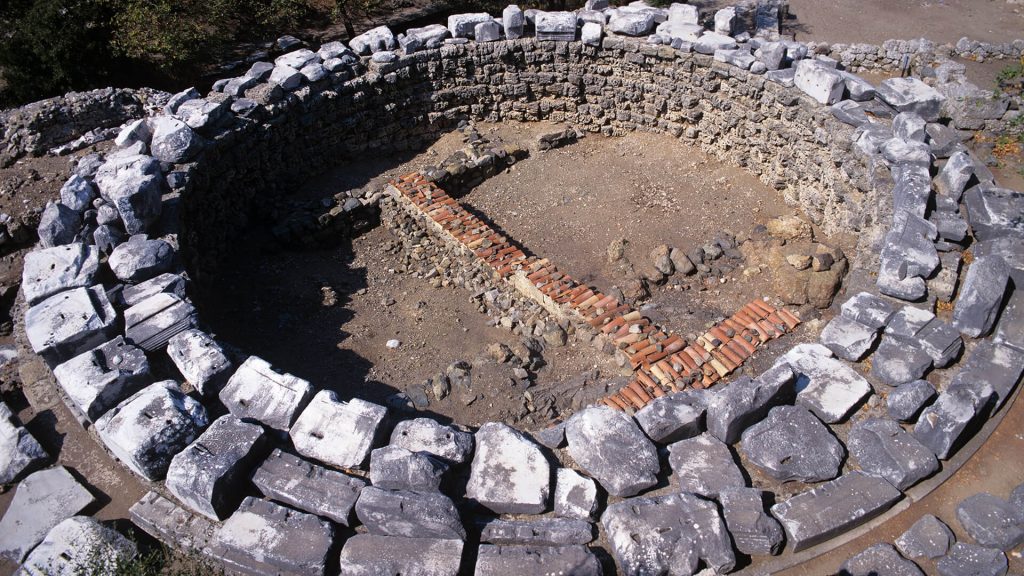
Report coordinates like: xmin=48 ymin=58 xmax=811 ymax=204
xmin=290 ymin=390 xmax=386 ymax=469
xmin=21 ymin=244 xmax=99 ymax=306
xmin=819 ymin=314 xmax=879 ymax=361
xmin=963 ymin=184 xmax=1024 ymax=241
xmin=886 ymin=306 xmax=963 ymax=368
xmin=887 ymin=380 xmax=937 ymax=422
xmin=719 ymin=487 xmax=784 ymax=556
xmin=634 ymin=391 xmax=705 ymax=444
xmin=355 ymin=486 xmax=465 ymax=541
xmin=849 ymin=417 xmax=938 ymax=490
xmin=896 ymin=514 xmax=955 ymax=560
xmin=842 ymin=543 xmax=924 ymax=576
xmin=478 ymin=518 xmax=594 ymax=546
xmin=565 ymin=406 xmax=659 ymax=497
xmin=778 ymin=344 xmax=872 ymax=423
xmin=337 ymin=535 xmax=463 ymax=576
xmin=25 ymin=285 xmax=117 ymax=366
xmin=474 ymin=545 xmax=602 ymax=576
xmin=0 ymin=467 xmax=96 ymax=562
xmin=771 ymin=471 xmax=902 ymax=552
xmin=0 ymin=402 xmax=47 ymax=484
xmin=954 ymin=342 xmax=1024 ymax=411
xmin=554 ymin=468 xmax=599 ymax=521
xmin=740 ymin=405 xmax=844 ymax=483
xmin=913 ymin=384 xmax=993 ymax=459
xmin=877 ymin=77 xmax=945 ymax=121
xmin=53 ymin=336 xmax=150 ymax=421
xmin=467 ymin=422 xmax=550 ymax=514
xmin=956 ymin=493 xmax=1024 ymax=551
xmin=252 ymin=449 xmax=366 ymax=526
xmin=166 ymin=329 xmax=232 ymax=396
xmin=219 ymin=356 xmax=314 ymax=432
xmin=668 ymin=432 xmax=746 ymax=498
xmin=389 ymin=418 xmax=473 ymax=464
xmin=15 ymin=516 xmax=137 ymax=576
xmin=706 ymin=364 xmax=796 ymax=444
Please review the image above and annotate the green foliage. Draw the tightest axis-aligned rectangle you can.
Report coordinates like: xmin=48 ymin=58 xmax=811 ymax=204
xmin=995 ymin=60 xmax=1024 ymax=97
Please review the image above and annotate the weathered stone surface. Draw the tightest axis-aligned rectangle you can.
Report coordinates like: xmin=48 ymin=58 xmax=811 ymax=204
xmin=467 ymin=422 xmax=549 ymax=514
xmin=565 ymin=406 xmax=659 ymax=497
xmin=60 ymin=174 xmax=97 ymax=212
xmin=893 ymin=112 xmax=927 ymax=142
xmin=149 ymin=116 xmax=200 ymax=163
xmin=36 ymin=202 xmax=81 ymax=248
xmin=841 ymin=291 xmax=897 ymax=330
xmin=956 ymin=493 xmax=1024 ymax=551
xmin=581 ymin=22 xmax=602 ymax=46
xmin=963 ymin=184 xmax=1024 ymax=241
xmin=0 ymin=402 xmax=47 ymax=485
xmin=369 ymin=445 xmax=447 ymax=491
xmin=608 ymin=11 xmax=655 ymax=36
xmin=269 ymin=66 xmax=303 ymax=89
xmin=124 ymin=292 xmax=197 ymax=352
xmin=534 ymin=11 xmax=577 ymax=42
xmin=22 ymin=243 xmax=99 ymax=305
xmin=338 ymin=535 xmax=463 ymax=576
xmin=219 ymin=356 xmax=314 ymax=432
xmin=953 ymin=255 xmax=1010 ymax=338
xmin=108 ymin=236 xmax=174 ymax=283
xmin=474 ymin=20 xmax=501 ymax=42
xmin=741 ymin=405 xmax=844 ymax=483
xmin=877 ymin=77 xmax=945 ymax=121
xmin=955 ymin=342 xmax=1024 ymax=410
xmin=174 ymin=98 xmax=230 ymax=130
xmin=668 ymin=433 xmax=746 ymax=498
xmin=166 ymin=328 xmax=232 ymax=396
xmin=634 ymin=391 xmax=705 ymax=444
xmin=934 ymin=150 xmax=976 ymax=199
xmin=290 ymin=390 xmax=386 ymax=469
xmin=707 ymin=364 xmax=796 ymax=443
xmin=355 ymin=486 xmax=465 ymax=540
xmin=820 ymin=314 xmax=879 ymax=361
xmin=535 ymin=421 xmax=566 ymax=449
xmin=554 ymin=468 xmax=599 ymax=521
xmin=474 ymin=545 xmax=602 ymax=576
xmin=896 ymin=514 xmax=955 ymax=559
xmin=872 ymin=337 xmax=934 ymax=387
xmin=886 ymin=306 xmax=963 ymax=368
xmin=275 ymin=48 xmax=319 ymax=69
xmin=53 ymin=336 xmax=150 ymax=421
xmin=121 ymin=272 xmax=187 ymax=308
xmin=602 ymin=493 xmax=736 ymax=574
xmin=209 ymin=497 xmax=333 ymax=576
xmin=794 ymin=59 xmax=845 ymax=105
xmin=848 ymin=418 xmax=938 ymax=490
xmin=913 ymin=384 xmax=992 ymax=459
xmin=447 ymin=13 xmax=492 ymax=38
xmin=887 ymin=379 xmax=937 ymax=422
xmin=479 ymin=518 xmax=594 ymax=546
xmin=15 ymin=516 xmax=136 ymax=576
xmin=93 ymin=154 xmax=162 ymax=234
xmin=389 ymin=418 xmax=473 ymax=464
xmin=128 ymin=491 xmax=216 ymax=554
xmin=719 ymin=487 xmax=785 ymax=556
xmin=937 ymin=543 xmax=1008 ymax=576
xmin=694 ymin=32 xmax=738 ymax=55
xmin=165 ymin=415 xmax=267 ymax=520
xmin=0 ymin=467 xmax=96 ymax=562
xmin=95 ymin=380 xmax=207 ymax=480
xmin=503 ymin=5 xmax=524 ymax=40
xmin=668 ymin=2 xmax=699 ymax=24
xmin=771 ymin=471 xmax=902 ymax=552
xmin=25 ymin=285 xmax=117 ymax=366
xmin=252 ymin=449 xmax=366 ymax=526
xmin=842 ymin=543 xmax=925 ymax=576
xmin=778 ymin=344 xmax=872 ymax=423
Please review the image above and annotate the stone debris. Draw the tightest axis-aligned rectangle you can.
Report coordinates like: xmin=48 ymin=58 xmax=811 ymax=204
xmin=771 ymin=471 xmax=902 ymax=552
xmin=954 ymin=342 xmax=1024 ymax=410
xmin=108 ymin=236 xmax=175 ymax=283
xmin=149 ymin=116 xmax=199 ymax=163
xmin=841 ymin=543 xmax=925 ymax=576
xmin=819 ymin=314 xmax=879 ymax=361
xmin=166 ymin=328 xmax=232 ymax=396
xmin=887 ymin=379 xmax=937 ymax=422
xmin=356 ymin=486 xmax=465 ymax=540
xmin=165 ymin=415 xmax=267 ymax=520
xmin=25 ymin=285 xmax=117 ymax=366
xmin=124 ymin=292 xmax=198 ymax=352
xmin=52 ymin=336 xmax=150 ymax=421
xmin=777 ymin=344 xmax=872 ymax=423
xmin=368 ymin=445 xmax=447 ymax=492
xmin=634 ymin=391 xmax=705 ymax=444
xmin=15 ymin=516 xmax=137 ymax=576
xmin=955 ymin=493 xmax=1024 ymax=551
xmin=349 ymin=25 xmax=397 ymax=55
xmin=290 ymin=390 xmax=386 ymax=469
xmin=602 ymin=492 xmax=736 ymax=575
xmin=479 ymin=517 xmax=594 ymax=546
xmin=913 ymin=383 xmax=993 ymax=459
xmin=120 ymin=272 xmax=187 ymax=308
xmin=706 ymin=364 xmax=796 ymax=443
xmin=389 ymin=417 xmax=474 ymax=464
xmin=668 ymin=432 xmax=746 ymax=498
xmin=565 ymin=406 xmax=659 ymax=497
xmin=896 ymin=514 xmax=955 ymax=559
xmin=21 ymin=243 xmax=99 ymax=306
xmin=848 ymin=417 xmax=938 ymax=490
xmin=0 ymin=467 xmax=96 ymax=562
xmin=219 ymin=355 xmax=314 ymax=432
xmin=0 ymin=402 xmax=47 ymax=484
xmin=719 ymin=487 xmax=785 ymax=556
xmin=474 ymin=545 xmax=602 ymax=576
xmin=554 ymin=468 xmax=599 ymax=520
xmin=936 ymin=542 xmax=1008 ymax=576
xmin=740 ymin=405 xmax=845 ymax=483
xmin=36 ymin=202 xmax=81 ymax=248
xmin=252 ymin=448 xmax=367 ymax=526
xmin=93 ymin=154 xmax=162 ymax=234
xmin=877 ymin=77 xmax=946 ymax=122
xmin=208 ymin=497 xmax=334 ymax=576
xmin=953 ymin=255 xmax=1010 ymax=338
xmin=963 ymin=184 xmax=1024 ymax=241
xmin=886 ymin=305 xmax=963 ymax=368
xmin=338 ymin=534 xmax=463 ymax=576
xmin=466 ymin=422 xmax=550 ymax=514
xmin=872 ymin=337 xmax=934 ymax=387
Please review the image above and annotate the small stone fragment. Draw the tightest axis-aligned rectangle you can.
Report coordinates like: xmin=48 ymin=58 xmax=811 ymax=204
xmin=896 ymin=514 xmax=955 ymax=559
xmin=554 ymin=468 xmax=599 ymax=521
xmin=887 ymin=380 xmax=937 ymax=422
xmin=719 ymin=487 xmax=785 ymax=556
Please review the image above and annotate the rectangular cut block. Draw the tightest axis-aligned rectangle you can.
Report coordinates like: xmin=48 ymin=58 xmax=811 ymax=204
xmin=22 ymin=243 xmax=99 ymax=305
xmin=166 ymin=328 xmax=233 ymax=396
xmin=338 ymin=534 xmax=464 ymax=576
xmin=119 ymin=272 xmax=187 ymax=308
xmin=124 ymin=293 xmax=198 ymax=352
xmin=290 ymin=390 xmax=387 ymax=469
xmin=0 ymin=467 xmax=96 ymax=562
xmin=129 ymin=491 xmax=217 ymax=551
xmin=219 ymin=356 xmax=314 ymax=431
xmin=53 ymin=336 xmax=150 ymax=421
xmin=252 ymin=448 xmax=367 ymax=526
xmin=771 ymin=471 xmax=902 ymax=552
xmin=25 ymin=285 xmax=117 ymax=366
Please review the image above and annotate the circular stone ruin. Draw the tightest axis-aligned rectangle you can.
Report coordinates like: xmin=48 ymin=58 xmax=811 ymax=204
xmin=4 ymin=2 xmax=1024 ymax=575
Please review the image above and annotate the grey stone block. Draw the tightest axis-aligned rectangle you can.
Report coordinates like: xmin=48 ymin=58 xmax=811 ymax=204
xmin=872 ymin=337 xmax=934 ymax=387
xmin=25 ymin=285 xmax=117 ymax=366
xmin=887 ymin=306 xmax=963 ymax=368
xmin=849 ymin=417 xmax=938 ymax=490
xmin=447 ymin=13 xmax=492 ymax=38
xmin=771 ymin=471 xmax=902 ymax=552
xmin=608 ymin=11 xmax=655 ymax=36
xmin=841 ymin=543 xmax=924 ymax=576
xmin=955 ymin=342 xmax=1024 ymax=410
xmin=93 ymin=154 xmax=163 ymax=235
xmin=831 ymin=100 xmax=871 ymax=127
xmin=706 ymin=364 xmax=796 ymax=443
xmin=165 ymin=415 xmax=267 ymax=520
xmin=877 ymin=77 xmax=945 ymax=121
xmin=356 ymin=486 xmax=465 ymax=540
xmin=124 ymin=292 xmax=198 ymax=352
xmin=108 ymin=236 xmax=174 ymax=283
xmin=369 ymin=446 xmax=447 ymax=492
xmin=269 ymin=65 xmax=303 ymax=89
xmin=219 ymin=356 xmax=314 ymax=432
xmin=15 ymin=516 xmax=137 ymax=576
xmin=887 ymin=380 xmax=937 ymax=422
xmin=719 ymin=487 xmax=785 ymax=556
xmin=389 ymin=418 xmax=473 ymax=464
xmin=534 ymin=421 xmax=566 ymax=449
xmin=741 ymin=405 xmax=844 ymax=483
xmin=694 ymin=32 xmax=738 ymax=55
xmin=349 ymin=25 xmax=396 ymax=54
xmin=913 ymin=384 xmax=992 ymax=459
xmin=956 ymin=493 xmax=1024 ymax=551
xmin=994 ymin=285 xmax=1024 ymax=350
xmin=668 ymin=432 xmax=746 ymax=498
xmin=479 ymin=518 xmax=594 ymax=546
xmin=565 ymin=406 xmax=659 ymax=498
xmin=120 ymin=272 xmax=187 ymax=308
xmin=209 ymin=497 xmax=333 ymax=576
xmin=0 ymin=402 xmax=47 ymax=484
xmin=953 ymin=255 xmax=1011 ymax=338
xmin=36 ymin=202 xmax=81 ymax=248
xmin=290 ymin=390 xmax=386 ymax=469
xmin=554 ymin=468 xmax=599 ymax=521
xmin=893 ymin=112 xmax=927 ymax=142
xmin=937 ymin=543 xmax=1007 ymax=576
xmin=175 ymin=98 xmax=230 ymax=131
xmin=166 ymin=328 xmax=232 ymax=396
xmin=53 ymin=336 xmax=150 ymax=421
xmin=502 ymin=6 xmax=524 ymax=39
xmin=467 ymin=422 xmax=549 ymax=514
xmin=252 ymin=449 xmax=366 ymax=526
xmin=0 ymin=467 xmax=96 ymax=562
xmin=22 ymin=243 xmax=99 ymax=306
xmin=820 ymin=314 xmax=879 ymax=361
xmin=794 ymin=59 xmax=845 ymax=105
xmin=474 ymin=20 xmax=501 ymax=43
xmin=778 ymin=344 xmax=872 ymax=423
xmin=963 ymin=184 xmax=1024 ymax=241
xmin=934 ymin=150 xmax=975 ymax=200
xmin=534 ymin=11 xmax=577 ymax=42
xmin=275 ymin=48 xmax=319 ymax=69
xmin=602 ymin=493 xmax=736 ymax=574
xmin=338 ymin=535 xmax=463 ymax=576
xmin=95 ymin=380 xmax=207 ymax=480
xmin=59 ymin=174 xmax=96 ymax=212
xmin=634 ymin=391 xmax=705 ymax=444
xmin=896 ymin=514 xmax=955 ymax=559
xmin=474 ymin=545 xmax=602 ymax=576
xmin=149 ymin=116 xmax=200 ymax=163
